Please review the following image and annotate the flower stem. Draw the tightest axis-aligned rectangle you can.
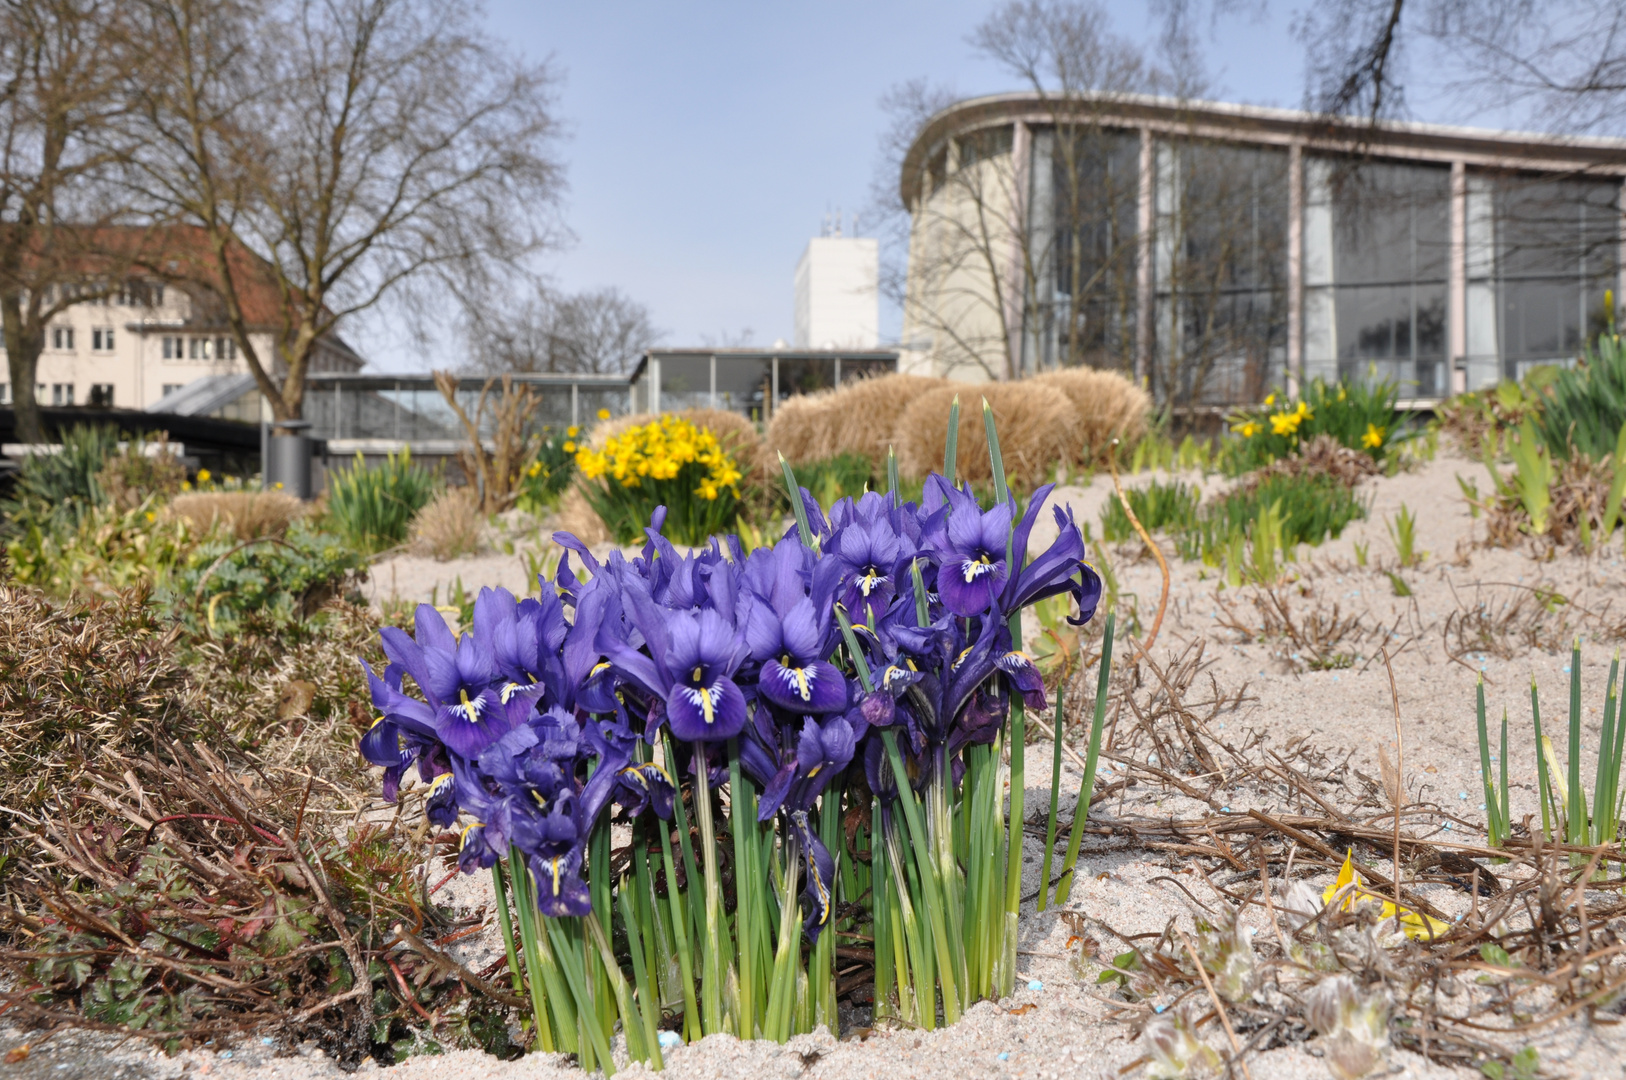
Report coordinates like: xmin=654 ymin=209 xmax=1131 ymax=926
xmin=1058 ymin=612 xmax=1115 ymax=902
xmin=1037 ymin=691 xmax=1066 ymax=911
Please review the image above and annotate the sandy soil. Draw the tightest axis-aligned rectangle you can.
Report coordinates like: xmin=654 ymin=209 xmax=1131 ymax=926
xmin=40 ymin=449 xmax=1626 ymax=1079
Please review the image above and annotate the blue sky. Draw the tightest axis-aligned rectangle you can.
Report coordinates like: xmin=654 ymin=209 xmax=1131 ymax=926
xmin=376 ymin=2 xmax=1312 ymax=368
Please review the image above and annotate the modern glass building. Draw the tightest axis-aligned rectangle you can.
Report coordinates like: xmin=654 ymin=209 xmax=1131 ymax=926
xmin=630 ymin=349 xmax=898 ymax=423
xmin=899 ymin=92 xmax=1626 ymax=405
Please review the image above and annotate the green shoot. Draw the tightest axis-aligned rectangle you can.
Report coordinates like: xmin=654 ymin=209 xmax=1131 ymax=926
xmin=1387 ymin=502 xmax=1422 ymax=568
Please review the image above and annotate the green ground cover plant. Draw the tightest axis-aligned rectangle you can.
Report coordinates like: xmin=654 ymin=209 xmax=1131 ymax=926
xmin=1224 ymin=375 xmax=1412 ymax=473
xmin=514 ymin=425 xmax=580 ymax=513
xmin=1530 ymin=306 xmax=1626 ymax=461
xmin=323 ymin=448 xmax=438 ymax=552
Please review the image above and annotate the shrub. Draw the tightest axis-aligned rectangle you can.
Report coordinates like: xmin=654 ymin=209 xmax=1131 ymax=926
xmin=1530 ymin=324 xmax=1626 ymax=461
xmin=170 ymin=521 xmax=367 ymax=633
xmin=5 ymin=497 xmax=201 ymax=597
xmin=1099 ymin=479 xmax=1201 ymax=542
xmin=0 ymin=424 xmax=122 ymax=532
xmin=167 ymin=490 xmax=308 ymax=541
xmin=323 ymin=448 xmax=438 ymax=552
xmin=894 ymin=382 xmax=1078 ymax=490
xmin=574 ymin=413 xmax=748 ymax=545
xmin=1030 ymin=367 xmax=1152 ymax=463
xmin=94 ymin=434 xmax=187 ymax=510
xmin=409 ymin=486 xmax=485 ymax=560
xmin=514 ymin=425 xmax=580 ymax=513
xmin=767 ymin=373 xmax=949 ymax=464
xmin=1225 ymin=376 xmax=1411 ymax=473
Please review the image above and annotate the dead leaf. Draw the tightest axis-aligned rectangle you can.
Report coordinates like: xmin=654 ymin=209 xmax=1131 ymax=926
xmin=1007 ymin=1003 xmax=1038 ymax=1015
xmin=5 ymin=1045 xmax=29 ymax=1063
xmin=1377 ymin=743 xmax=1401 ymax=808
xmin=277 ymin=680 xmax=317 ymax=721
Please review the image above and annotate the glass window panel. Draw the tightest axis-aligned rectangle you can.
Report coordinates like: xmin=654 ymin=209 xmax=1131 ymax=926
xmin=1331 ymin=161 xmax=1451 ymax=286
xmin=839 ymin=357 xmax=895 ymax=385
xmin=1050 ymin=128 xmax=1141 ymax=366
xmin=578 ymin=386 xmax=629 ymax=426
xmin=660 ymin=355 xmax=711 ymax=413
xmin=715 ymin=356 xmax=771 ymax=421
xmin=775 ymin=357 xmax=836 ymax=404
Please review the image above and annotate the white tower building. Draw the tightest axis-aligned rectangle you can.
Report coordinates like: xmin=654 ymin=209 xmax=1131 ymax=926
xmin=793 ymin=232 xmax=879 ymax=350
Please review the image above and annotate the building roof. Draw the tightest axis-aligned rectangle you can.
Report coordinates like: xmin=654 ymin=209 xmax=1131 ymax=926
xmin=900 ymin=91 xmax=1626 ymax=206
xmin=630 ymin=347 xmax=899 ymax=382
xmin=147 ymin=373 xmax=261 ymax=416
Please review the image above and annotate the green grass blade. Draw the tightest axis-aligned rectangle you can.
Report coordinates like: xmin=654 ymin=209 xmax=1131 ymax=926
xmin=1532 ymin=678 xmax=1554 ymax=840
xmin=1570 ymin=639 xmax=1585 ymax=844
xmin=779 ymin=452 xmax=815 ymax=548
xmin=1500 ymin=707 xmax=1510 ymax=844
xmin=944 ymin=395 xmax=960 ymax=486
xmin=983 ymin=397 xmax=1009 ymax=506
xmin=887 ymin=446 xmax=900 ymax=506
xmin=1058 ymin=612 xmax=1114 ymax=901
xmin=1596 ymin=655 xmax=1620 ymax=845
xmin=1476 ymin=676 xmax=1502 ymax=845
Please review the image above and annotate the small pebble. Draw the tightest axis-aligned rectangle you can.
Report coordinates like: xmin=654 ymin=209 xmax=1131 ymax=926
xmin=1154 ymin=1004 xmax=1166 ymax=1013
xmin=1027 ymin=979 xmax=1044 ymax=991
xmin=658 ymin=1031 xmax=682 ymax=1049
xmin=998 ymin=1051 xmax=1010 ymax=1061
xmin=1458 ymin=792 xmax=1468 ymax=799
xmin=261 ymin=1038 xmax=274 ymax=1046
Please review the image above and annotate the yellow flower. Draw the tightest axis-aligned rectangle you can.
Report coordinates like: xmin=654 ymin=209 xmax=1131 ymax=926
xmin=1269 ymin=411 xmax=1301 ymax=437
xmin=567 ymin=425 xmax=580 ymax=437
xmin=1337 ymin=385 xmax=1348 ymax=401
xmin=597 ymin=408 xmax=611 ymax=421
xmin=196 ymin=468 xmax=211 ymax=483
xmin=1263 ymin=393 xmax=1276 ymax=407
xmin=1324 ymin=850 xmax=1450 ymax=940
xmin=145 ymin=511 xmax=156 ymax=523
xmin=528 ymin=461 xmax=542 ymax=478
xmin=1233 ymin=420 xmax=1260 ymax=438
xmin=563 ymin=441 xmax=576 ymax=453
xmin=1362 ymin=423 xmax=1385 ymax=449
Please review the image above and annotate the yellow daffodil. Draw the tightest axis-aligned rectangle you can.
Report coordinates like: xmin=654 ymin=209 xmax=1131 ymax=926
xmin=1231 ymin=420 xmax=1261 ymax=438
xmin=1270 ymin=411 xmax=1301 ymax=436
xmin=1263 ymin=393 xmax=1276 ymax=407
xmin=1323 ymin=850 xmax=1450 ymax=940
xmin=1362 ymin=423 xmax=1385 ymax=448
xmin=563 ymin=440 xmax=576 ymax=453
xmin=597 ymin=408 xmax=611 ymax=421
xmin=567 ymin=425 xmax=580 ymax=437
xmin=196 ymin=468 xmax=211 ymax=484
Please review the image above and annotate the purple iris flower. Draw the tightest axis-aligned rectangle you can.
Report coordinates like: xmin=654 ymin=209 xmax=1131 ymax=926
xmin=601 ymin=583 xmax=751 ymax=742
xmin=932 ymin=494 xmax=1014 ymax=617
xmin=790 ymin=810 xmax=838 ymax=943
xmin=377 ymin=604 xmax=527 ymax=759
xmin=746 ymin=595 xmax=848 ymax=715
xmin=997 ymin=484 xmax=1102 ymax=625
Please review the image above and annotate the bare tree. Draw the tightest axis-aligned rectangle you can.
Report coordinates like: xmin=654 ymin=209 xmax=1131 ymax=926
xmin=123 ymin=0 xmax=565 ymax=422
xmin=468 ymin=285 xmax=659 ymax=374
xmin=0 ymin=0 xmax=139 ymax=443
xmin=1295 ymin=1 xmax=1626 ymax=137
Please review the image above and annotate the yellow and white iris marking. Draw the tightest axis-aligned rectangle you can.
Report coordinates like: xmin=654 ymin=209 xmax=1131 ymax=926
xmin=459 ymin=820 xmax=484 ymax=848
xmin=777 ymin=655 xmax=816 ymax=701
xmin=960 ymin=553 xmax=998 ymax=584
xmin=857 ymin=567 xmax=886 ymax=596
xmin=428 ymin=771 xmax=455 ymax=795
xmin=453 ymin=688 xmax=486 ymax=723
xmin=681 ymin=683 xmax=724 ymax=724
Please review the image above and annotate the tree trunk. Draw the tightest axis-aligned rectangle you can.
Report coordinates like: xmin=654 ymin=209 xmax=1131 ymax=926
xmin=1 ymin=296 xmax=45 ymax=445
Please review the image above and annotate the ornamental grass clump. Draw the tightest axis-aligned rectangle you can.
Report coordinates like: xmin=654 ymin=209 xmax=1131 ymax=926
xmin=359 ymin=399 xmax=1110 ymax=1067
xmin=324 ymin=447 xmax=438 ymax=553
xmin=574 ymin=413 xmax=748 ymax=545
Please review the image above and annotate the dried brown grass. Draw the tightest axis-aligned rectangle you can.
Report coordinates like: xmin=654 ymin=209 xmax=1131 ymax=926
xmin=409 ymin=485 xmax=484 ymax=560
xmin=893 ymin=382 xmax=1080 ymax=490
xmin=1241 ymin=434 xmax=1382 ymax=492
xmin=766 ymin=373 xmax=950 ymax=464
xmin=165 ymin=490 xmax=308 ymax=541
xmin=1029 ymin=367 xmax=1151 ymax=463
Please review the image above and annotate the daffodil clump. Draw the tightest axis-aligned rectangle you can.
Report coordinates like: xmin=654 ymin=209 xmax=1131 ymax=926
xmin=1225 ymin=375 xmax=1410 ymax=472
xmin=575 ymin=414 xmax=747 ymax=545
xmin=515 ymin=424 xmax=582 ymax=514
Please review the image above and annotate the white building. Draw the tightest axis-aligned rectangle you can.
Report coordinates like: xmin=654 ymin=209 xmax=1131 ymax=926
xmin=793 ymin=236 xmax=879 ymax=350
xmin=1 ymin=227 xmax=362 ymax=416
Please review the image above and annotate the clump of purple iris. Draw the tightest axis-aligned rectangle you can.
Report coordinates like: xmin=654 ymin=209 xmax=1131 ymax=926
xmin=359 ymin=472 xmax=1097 ymax=944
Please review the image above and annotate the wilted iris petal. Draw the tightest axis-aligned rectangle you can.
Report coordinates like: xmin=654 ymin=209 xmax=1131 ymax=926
xmin=614 ymin=762 xmax=676 ymax=819
xmin=458 ymin=822 xmax=501 ymax=874
xmin=425 ymin=770 xmax=459 ymax=828
xmin=792 ymin=811 xmax=837 ymax=943
xmin=995 ymin=649 xmax=1048 ymax=711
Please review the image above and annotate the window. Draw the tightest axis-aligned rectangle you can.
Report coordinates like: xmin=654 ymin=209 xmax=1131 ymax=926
xmin=92 ymin=328 xmax=115 ymax=351
xmin=163 ymin=336 xmax=185 ymax=359
xmin=161 ymin=383 xmax=185 ymax=397
xmin=0 ymin=384 xmax=8 ymax=404
xmin=88 ymin=384 xmax=114 ymax=407
xmin=189 ymin=337 xmax=214 ymax=360
xmin=51 ymin=383 xmax=74 ymax=406
xmin=216 ymin=336 xmax=237 ymax=360
xmin=51 ymin=326 xmax=74 ymax=351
